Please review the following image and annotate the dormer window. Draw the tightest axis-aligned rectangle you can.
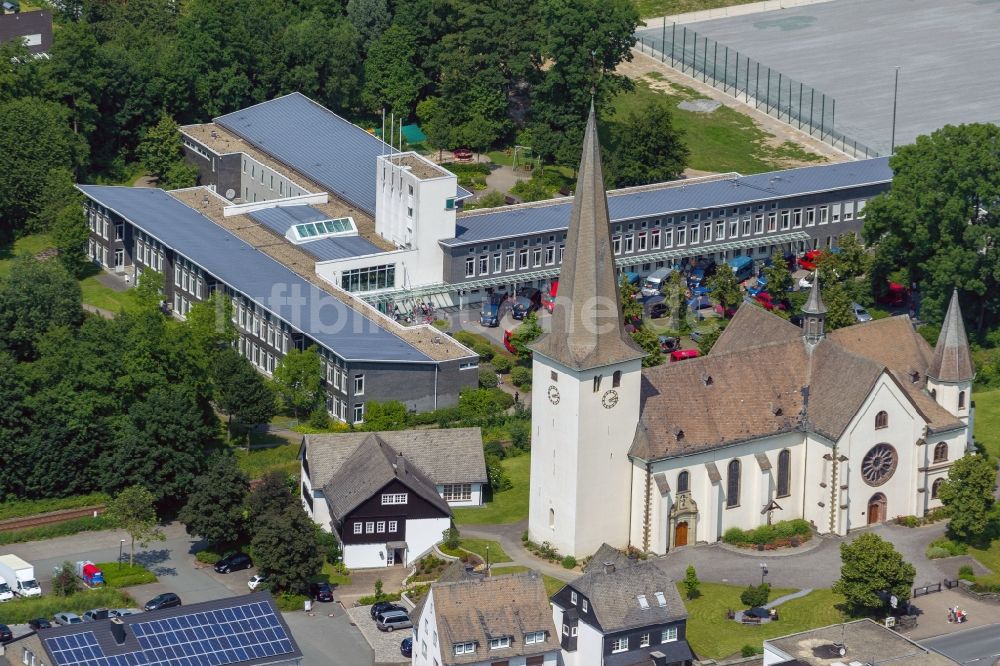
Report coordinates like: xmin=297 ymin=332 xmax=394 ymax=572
xmin=488 ymin=637 xmax=510 ymax=650
xmin=454 ymin=642 xmax=475 ymax=655
xmin=525 ymin=631 xmax=546 ymax=644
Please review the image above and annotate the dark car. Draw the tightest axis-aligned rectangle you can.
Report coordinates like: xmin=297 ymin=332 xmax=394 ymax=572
xmin=0 ymin=624 xmax=12 ymax=644
xmin=144 ymin=592 xmax=182 ymax=612
xmin=400 ymin=637 xmax=413 ymax=658
xmin=28 ymin=618 xmax=52 ymax=631
xmin=480 ymin=293 xmax=506 ymax=327
xmin=688 ymin=259 xmax=717 ymax=287
xmin=83 ymin=608 xmax=111 ymax=622
xmin=370 ymin=602 xmax=405 ymax=621
xmin=214 ymin=552 xmax=253 ymax=574
xmin=309 ymin=582 xmax=334 ymax=602
xmin=649 ymin=302 xmax=668 ymax=319
xmin=511 ymin=288 xmax=541 ymax=320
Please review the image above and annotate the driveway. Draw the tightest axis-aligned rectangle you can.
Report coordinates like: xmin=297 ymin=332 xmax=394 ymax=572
xmin=4 ymin=522 xmax=373 ymax=665
xmin=345 ymin=606 xmax=410 ymax=666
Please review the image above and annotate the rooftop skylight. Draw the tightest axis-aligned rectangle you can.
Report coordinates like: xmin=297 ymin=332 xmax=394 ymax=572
xmin=288 ymin=217 xmax=356 ymax=243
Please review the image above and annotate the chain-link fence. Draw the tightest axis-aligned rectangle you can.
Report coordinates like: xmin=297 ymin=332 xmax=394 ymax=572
xmin=636 ymin=25 xmax=881 ymax=160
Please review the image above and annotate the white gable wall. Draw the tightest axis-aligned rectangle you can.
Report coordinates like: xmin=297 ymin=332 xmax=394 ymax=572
xmin=413 ymin=588 xmax=443 ymax=666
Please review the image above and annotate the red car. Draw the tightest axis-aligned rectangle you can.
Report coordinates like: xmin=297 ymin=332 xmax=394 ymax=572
xmin=503 ymin=329 xmax=517 ymax=355
xmin=452 ymin=148 xmax=473 ymax=161
xmin=543 ymin=279 xmax=559 ymax=313
xmin=753 ymin=292 xmax=788 ymax=311
xmin=877 ymin=282 xmax=909 ymax=307
xmin=670 ymin=349 xmax=700 ymax=362
xmin=798 ymin=249 xmax=826 ymax=271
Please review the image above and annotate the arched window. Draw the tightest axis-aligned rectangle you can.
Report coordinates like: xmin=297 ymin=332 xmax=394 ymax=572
xmin=931 ymin=478 xmax=944 ymax=499
xmin=933 ymin=442 xmax=948 ymax=463
xmin=777 ymin=450 xmax=791 ymax=498
xmin=726 ymin=460 xmax=741 ymax=508
xmin=958 ymin=391 xmax=966 ymax=409
xmin=875 ymin=411 xmax=888 ymax=429
xmin=677 ymin=470 xmax=689 ymax=493
xmin=613 ymin=370 xmax=622 ymax=388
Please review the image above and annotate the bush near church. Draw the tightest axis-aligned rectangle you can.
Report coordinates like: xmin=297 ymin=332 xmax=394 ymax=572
xmin=723 ymin=519 xmax=811 ymax=548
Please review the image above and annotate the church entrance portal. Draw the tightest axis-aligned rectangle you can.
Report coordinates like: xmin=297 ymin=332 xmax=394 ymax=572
xmin=675 ymin=521 xmax=688 ymax=547
xmin=867 ymin=493 xmax=887 ymax=525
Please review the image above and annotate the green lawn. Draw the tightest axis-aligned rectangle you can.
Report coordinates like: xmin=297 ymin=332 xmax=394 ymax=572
xmin=492 ymin=567 xmax=567 ymax=596
xmin=974 ymin=388 xmax=1000 ymax=459
xmin=608 ymin=80 xmax=825 ymax=175
xmin=681 ymin=583 xmax=846 ymax=660
xmin=458 ymin=539 xmax=513 ymax=563
xmin=95 ymin=562 xmax=158 ymax=588
xmin=318 ymin=559 xmax=352 ymax=587
xmin=233 ymin=435 xmax=301 ymax=479
xmin=0 ymin=233 xmax=54 ymax=279
xmin=453 ymin=454 xmax=530 ymax=525
xmin=80 ymin=275 xmax=142 ymax=314
xmin=634 ymin=0 xmax=759 ymax=19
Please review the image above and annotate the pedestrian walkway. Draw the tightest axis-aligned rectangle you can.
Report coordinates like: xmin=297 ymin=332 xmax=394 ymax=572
xmin=764 ymin=588 xmax=813 ymax=609
xmin=460 ymin=521 xmax=576 ymax=583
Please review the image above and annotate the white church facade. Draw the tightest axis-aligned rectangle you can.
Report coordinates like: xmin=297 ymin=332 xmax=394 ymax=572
xmin=528 ymin=107 xmax=974 ymax=559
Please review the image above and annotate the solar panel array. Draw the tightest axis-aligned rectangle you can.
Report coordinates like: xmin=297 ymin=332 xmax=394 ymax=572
xmin=44 ymin=601 xmax=294 ymax=666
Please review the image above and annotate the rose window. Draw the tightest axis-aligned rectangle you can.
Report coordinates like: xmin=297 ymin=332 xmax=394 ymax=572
xmin=861 ymin=444 xmax=897 ymax=486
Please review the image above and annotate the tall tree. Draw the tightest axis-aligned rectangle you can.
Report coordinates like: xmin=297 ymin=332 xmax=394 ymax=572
xmin=833 ymin=533 xmax=915 ymax=616
xmin=137 ymin=113 xmax=187 ymax=184
xmin=763 ymin=252 xmax=793 ymax=297
xmin=0 ymin=353 xmax=26 ymax=501
xmin=186 ymin=294 xmax=237 ymax=358
xmin=708 ymin=263 xmax=742 ymax=313
xmin=51 ymin=204 xmax=91 ymax=278
xmin=247 ymin=471 xmax=298 ymax=529
xmin=0 ymin=257 xmax=83 ymax=360
xmin=347 ymin=0 xmax=390 ymax=50
xmin=179 ymin=454 xmax=250 ymax=547
xmin=271 ymin=346 xmax=323 ymax=418
xmin=251 ymin=503 xmax=322 ymax=595
xmin=509 ymin=312 xmax=543 ymax=362
xmin=821 ymin=280 xmax=857 ymax=331
xmin=619 ymin=279 xmax=643 ymax=324
xmin=938 ymin=454 xmax=997 ymax=544
xmin=863 ymin=123 xmax=1000 ymax=331
xmin=28 ymin=168 xmax=81 ymax=235
xmin=629 ymin=327 xmax=663 ymax=367
xmin=105 ymin=485 xmax=165 ymax=567
xmin=212 ymin=347 xmax=276 ymax=440
xmin=0 ymin=98 xmax=85 ymax=237
xmin=362 ymin=24 xmax=427 ymax=117
xmin=608 ymin=100 xmax=689 ymax=187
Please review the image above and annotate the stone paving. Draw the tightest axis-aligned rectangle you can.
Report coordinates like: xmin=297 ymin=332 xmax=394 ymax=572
xmin=345 ymin=606 xmax=410 ymax=666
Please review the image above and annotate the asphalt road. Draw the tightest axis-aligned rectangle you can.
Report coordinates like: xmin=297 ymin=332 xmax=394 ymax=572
xmin=3 ymin=523 xmax=372 ymax=665
xmin=922 ymin=624 xmax=1000 ymax=665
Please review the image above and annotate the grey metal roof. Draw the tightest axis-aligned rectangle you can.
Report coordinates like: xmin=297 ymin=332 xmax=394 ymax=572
xmin=77 ymin=185 xmax=432 ymax=364
xmin=444 ymin=157 xmax=892 ymax=247
xmin=215 ymin=93 xmax=471 ymax=215
xmin=247 ymin=205 xmax=385 ymax=262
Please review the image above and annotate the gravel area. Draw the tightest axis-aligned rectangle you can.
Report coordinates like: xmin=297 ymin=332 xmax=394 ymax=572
xmin=345 ymin=605 xmax=411 ymax=666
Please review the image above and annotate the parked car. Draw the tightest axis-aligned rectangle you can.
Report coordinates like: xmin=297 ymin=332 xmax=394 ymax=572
xmin=144 ymin=593 xmax=181 ymax=611
xmin=0 ymin=624 xmax=12 ymax=644
xmin=376 ymin=611 xmax=413 ymax=632
xmin=688 ymin=259 xmax=717 ymax=287
xmin=511 ymin=288 xmax=542 ymax=320
xmin=248 ymin=574 xmax=267 ymax=591
xmin=851 ymin=302 xmax=872 ymax=322
xmin=370 ymin=602 xmax=406 ymax=621
xmin=542 ymin=279 xmax=559 ymax=313
xmin=750 ymin=292 xmax=787 ymax=311
xmin=309 ymin=582 xmax=334 ymax=602
xmin=109 ymin=609 xmax=141 ymax=618
xmin=503 ymin=329 xmax=517 ymax=355
xmin=798 ymin=249 xmax=826 ymax=271
xmin=452 ymin=148 xmax=473 ymax=161
xmin=658 ymin=336 xmax=679 ymax=352
xmin=400 ymin=637 xmax=413 ymax=658
xmin=54 ymin=612 xmax=83 ymax=626
xmin=670 ymin=349 xmax=700 ymax=362
xmin=642 ymin=267 xmax=674 ymax=297
xmin=713 ymin=303 xmax=738 ymax=318
xmin=83 ymin=608 xmax=110 ymax=622
xmin=214 ymin=552 xmax=252 ymax=574
xmin=480 ymin=293 xmax=506 ymax=327
xmin=877 ymin=281 xmax=909 ymax=307
xmin=649 ymin=302 xmax=668 ymax=319
xmin=28 ymin=618 xmax=52 ymax=631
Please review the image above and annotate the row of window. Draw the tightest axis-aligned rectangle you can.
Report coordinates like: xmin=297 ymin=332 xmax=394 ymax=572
xmin=381 ymin=493 xmax=408 ymax=505
xmin=173 ymin=292 xmax=194 ymax=318
xmin=325 ymin=395 xmax=363 ymax=424
xmin=241 ymin=156 xmax=305 ymax=199
xmin=607 ymin=627 xmax=678 ymax=653
xmin=675 ymin=450 xmax=792 ymax=506
xmin=173 ymin=258 xmax=204 ymax=300
xmin=453 ymin=631 xmax=546 ymax=656
xmin=239 ymin=336 xmax=277 ymax=375
xmin=352 ymin=519 xmax=399 ymax=535
xmin=442 ymin=484 xmax=473 ymax=502
xmin=234 ymin=302 xmax=289 ymax=354
xmin=135 ymin=236 xmax=164 ymax=272
xmin=341 ymin=264 xmax=396 ymax=293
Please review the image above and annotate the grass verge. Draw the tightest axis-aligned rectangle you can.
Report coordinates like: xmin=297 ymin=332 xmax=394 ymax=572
xmin=491 ymin=567 xmax=566 ymax=596
xmin=79 ymin=275 xmax=142 ymax=314
xmin=95 ymin=562 xmax=158 ymax=588
xmin=973 ymin=388 xmax=1000 ymax=459
xmin=0 ymin=589 xmax=134 ymax=624
xmin=0 ymin=493 xmax=109 ymax=522
xmin=0 ymin=234 xmax=54 ymax=279
xmin=233 ymin=436 xmax=301 ymax=479
xmin=453 ymin=455 xmax=530 ymax=525
xmin=635 ymin=0 xmax=759 ymax=19
xmin=681 ymin=582 xmax=845 ymax=659
xmin=458 ymin=539 xmax=512 ymax=563
xmin=0 ymin=516 xmax=113 ymax=546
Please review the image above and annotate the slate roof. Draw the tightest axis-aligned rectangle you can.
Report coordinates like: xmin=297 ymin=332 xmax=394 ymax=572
xmin=927 ymin=289 xmax=974 ymax=383
xmin=304 ymin=428 xmax=486 ymax=490
xmin=530 ymin=105 xmax=646 ymax=371
xmin=419 ymin=572 xmax=557 ymax=666
xmin=560 ymin=555 xmax=687 ymax=634
xmin=247 ymin=205 xmax=384 ymax=262
xmin=33 ymin=592 xmax=301 ymax=666
xmin=214 ymin=93 xmax=470 ymax=216
xmin=444 ymin=157 xmax=891 ymax=247
xmin=319 ymin=434 xmax=454 ymax=522
xmin=77 ymin=185 xmax=434 ymax=364
xmin=631 ymin=303 xmax=965 ymax=461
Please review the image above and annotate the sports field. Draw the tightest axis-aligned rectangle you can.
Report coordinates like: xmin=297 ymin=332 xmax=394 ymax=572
xmin=637 ymin=0 xmax=1000 ymax=155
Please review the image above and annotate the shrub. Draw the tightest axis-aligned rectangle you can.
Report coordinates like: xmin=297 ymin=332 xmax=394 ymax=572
xmin=0 ymin=516 xmax=112 ymax=545
xmin=96 ymin=562 xmax=158 ymax=588
xmin=307 ymin=406 xmax=330 ymax=430
xmin=683 ymin=565 xmax=700 ymax=599
xmin=740 ymin=583 xmax=770 ymax=608
xmin=317 ymin=530 xmax=341 ymax=564
xmin=742 ymin=645 xmax=762 ymax=657
xmin=510 ymin=366 xmax=532 ymax=387
xmin=432 ymin=319 xmax=449 ymax=331
xmin=486 ymin=453 xmax=512 ymax=492
xmin=521 ymin=530 xmax=529 ymax=543
xmin=0 ymin=588 xmax=133 ymax=624
xmin=774 ymin=519 xmax=811 ymax=538
xmin=443 ymin=525 xmax=461 ymax=550
xmin=484 ymin=440 xmax=505 ymax=459
xmin=928 ymin=537 xmax=967 ymax=557
xmin=479 ymin=368 xmax=499 ymax=388
xmin=958 ymin=565 xmax=975 ymax=581
xmin=561 ymin=556 xmax=577 ymax=569
xmin=453 ymin=331 xmax=480 ymax=347
xmin=472 ymin=342 xmax=494 ymax=362
xmin=195 ymin=549 xmax=224 ymax=565
xmin=274 ymin=592 xmax=308 ymax=612
xmin=895 ymin=515 xmax=921 ymax=528
xmin=52 ymin=561 xmax=79 ymax=597
xmin=748 ymin=525 xmax=777 ymax=545
xmin=491 ymin=355 xmax=512 ymax=374
xmin=926 ymin=546 xmax=951 ymax=559
xmin=723 ymin=527 xmax=746 ymax=544
xmin=519 ymin=382 xmax=532 ymax=393
xmin=357 ymin=591 xmax=402 ymax=605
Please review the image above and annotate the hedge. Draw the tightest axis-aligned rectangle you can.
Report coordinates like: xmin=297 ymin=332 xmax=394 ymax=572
xmin=722 ymin=519 xmax=811 ymax=546
xmin=0 ymin=589 xmax=133 ymax=624
xmin=96 ymin=562 xmax=158 ymax=588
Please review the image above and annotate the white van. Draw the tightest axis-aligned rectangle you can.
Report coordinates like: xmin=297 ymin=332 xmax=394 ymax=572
xmin=641 ymin=267 xmax=674 ymax=297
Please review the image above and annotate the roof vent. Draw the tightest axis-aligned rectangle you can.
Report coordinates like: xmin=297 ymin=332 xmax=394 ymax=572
xmin=210 ymin=129 xmax=218 ymax=140
xmin=201 ymin=196 xmax=209 ymax=208
xmin=603 ymin=561 xmax=615 ymax=574
xmin=910 ymin=370 xmax=920 ymax=383
xmin=110 ymin=617 xmax=128 ymax=645
xmin=432 ymin=336 xmax=442 ymax=344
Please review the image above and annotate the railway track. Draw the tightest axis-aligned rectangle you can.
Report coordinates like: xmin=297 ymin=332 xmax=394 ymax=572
xmin=0 ymin=506 xmax=105 ymax=533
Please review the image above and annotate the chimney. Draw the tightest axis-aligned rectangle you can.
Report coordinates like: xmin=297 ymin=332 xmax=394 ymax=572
xmin=396 ymin=453 xmax=406 ymax=476
xmin=649 ymin=651 xmax=668 ymax=666
xmin=603 ymin=561 xmax=615 ymax=574
xmin=110 ymin=618 xmax=128 ymax=645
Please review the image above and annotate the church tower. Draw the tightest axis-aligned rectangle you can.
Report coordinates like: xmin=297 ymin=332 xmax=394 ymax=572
xmin=927 ymin=289 xmax=973 ymax=430
xmin=527 ymin=105 xmax=646 ymax=558
xmin=802 ymin=271 xmax=826 ymax=345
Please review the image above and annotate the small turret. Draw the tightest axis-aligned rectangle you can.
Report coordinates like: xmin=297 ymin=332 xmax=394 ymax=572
xmin=802 ymin=271 xmax=827 ymax=345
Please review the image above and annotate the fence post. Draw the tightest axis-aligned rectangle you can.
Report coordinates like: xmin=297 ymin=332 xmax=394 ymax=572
xmin=777 ymin=73 xmax=782 ymax=120
xmin=703 ymin=37 xmax=708 ymax=82
xmin=831 ymin=98 xmax=836 ymax=138
xmin=745 ymin=55 xmax=750 ymax=103
xmin=755 ymin=61 xmax=761 ymax=108
xmin=692 ymin=31 xmax=697 ymax=77
xmin=723 ymin=47 xmax=729 ymax=94
xmin=671 ymin=23 xmax=676 ymax=66
xmin=661 ymin=20 xmax=666 ymax=62
xmin=682 ymin=27 xmax=688 ymax=73
xmin=713 ymin=42 xmax=718 ymax=86
xmin=798 ymin=82 xmax=803 ymax=129
xmin=809 ymin=88 xmax=815 ymax=136
xmin=765 ymin=68 xmax=771 ymax=113
xmin=820 ymin=94 xmax=826 ymax=140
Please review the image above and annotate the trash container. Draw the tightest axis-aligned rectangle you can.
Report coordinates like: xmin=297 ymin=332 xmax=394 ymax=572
xmin=304 ymin=599 xmax=312 ymax=612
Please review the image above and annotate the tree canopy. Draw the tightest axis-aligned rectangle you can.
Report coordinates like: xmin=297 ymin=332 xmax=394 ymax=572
xmin=179 ymin=453 xmax=251 ymax=547
xmin=271 ymin=346 xmax=323 ymax=418
xmin=938 ymin=453 xmax=997 ymax=544
xmin=833 ymin=533 xmax=916 ymax=615
xmin=608 ymin=99 xmax=689 ymax=187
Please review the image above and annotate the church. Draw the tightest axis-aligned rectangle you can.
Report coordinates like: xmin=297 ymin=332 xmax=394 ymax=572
xmin=527 ymin=108 xmax=973 ymax=559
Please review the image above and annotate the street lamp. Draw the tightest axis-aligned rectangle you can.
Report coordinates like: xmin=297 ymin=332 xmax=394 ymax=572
xmin=486 ymin=545 xmax=490 ymax=574
xmin=760 ymin=562 xmax=768 ymax=586
xmin=119 ymin=540 xmax=126 ymax=567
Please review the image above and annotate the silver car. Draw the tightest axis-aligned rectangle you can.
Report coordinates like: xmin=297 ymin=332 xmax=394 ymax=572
xmin=376 ymin=611 xmax=412 ymax=632
xmin=852 ymin=302 xmax=872 ymax=322
xmin=54 ymin=612 xmax=83 ymax=626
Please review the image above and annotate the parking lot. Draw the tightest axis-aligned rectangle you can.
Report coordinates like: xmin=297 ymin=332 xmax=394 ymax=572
xmin=345 ymin=605 xmax=410 ymax=666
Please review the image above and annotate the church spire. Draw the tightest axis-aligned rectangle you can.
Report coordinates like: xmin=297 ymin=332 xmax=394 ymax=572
xmin=928 ymin=289 xmax=973 ymax=382
xmin=802 ymin=271 xmax=826 ymax=345
xmin=530 ymin=104 xmax=645 ymax=371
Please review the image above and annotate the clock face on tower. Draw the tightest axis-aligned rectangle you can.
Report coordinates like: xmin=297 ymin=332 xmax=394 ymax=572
xmin=602 ymin=389 xmax=619 ymax=409
xmin=547 ymin=385 xmax=561 ymax=405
